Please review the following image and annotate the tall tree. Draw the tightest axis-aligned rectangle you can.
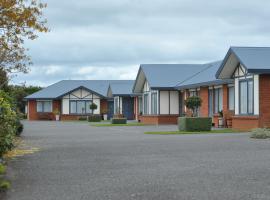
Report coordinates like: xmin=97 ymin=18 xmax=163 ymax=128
xmin=0 ymin=0 xmax=48 ymax=74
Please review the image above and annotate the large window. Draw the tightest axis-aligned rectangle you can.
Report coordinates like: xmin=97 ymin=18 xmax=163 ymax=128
xmin=114 ymin=97 xmax=120 ymax=114
xmin=151 ymin=92 xmax=158 ymax=115
xmin=214 ymin=88 xmax=223 ymax=113
xmin=239 ymin=79 xmax=253 ymax=114
xmin=138 ymin=96 xmax=143 ymax=115
xmin=143 ymin=94 xmax=149 ymax=114
xmin=228 ymin=86 xmax=235 ymax=110
xmin=208 ymin=89 xmax=213 ymax=117
xmin=70 ymin=100 xmax=92 ymax=114
xmin=37 ymin=101 xmax=52 ymax=113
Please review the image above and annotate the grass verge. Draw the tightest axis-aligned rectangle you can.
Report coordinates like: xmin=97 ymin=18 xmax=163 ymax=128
xmin=145 ymin=129 xmax=246 ymax=135
xmin=91 ymin=122 xmax=146 ymax=127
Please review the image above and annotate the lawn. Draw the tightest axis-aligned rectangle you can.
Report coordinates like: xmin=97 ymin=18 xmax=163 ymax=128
xmin=145 ymin=129 xmax=247 ymax=135
xmin=90 ymin=122 xmax=146 ymax=127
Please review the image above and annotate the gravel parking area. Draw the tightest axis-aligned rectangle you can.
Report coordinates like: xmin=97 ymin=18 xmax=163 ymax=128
xmin=2 ymin=121 xmax=270 ymax=200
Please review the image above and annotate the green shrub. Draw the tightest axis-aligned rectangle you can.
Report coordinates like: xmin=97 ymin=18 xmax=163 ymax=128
xmin=251 ymin=128 xmax=270 ymax=139
xmin=0 ymin=91 xmax=17 ymax=158
xmin=111 ymin=118 xmax=127 ymax=124
xmin=0 ymin=164 xmax=6 ymax=175
xmin=178 ymin=117 xmax=212 ymax=132
xmin=0 ymin=180 xmax=11 ymax=191
xmin=185 ymin=96 xmax=202 ymax=117
xmin=78 ymin=116 xmax=87 ymax=121
xmin=88 ymin=115 xmax=102 ymax=122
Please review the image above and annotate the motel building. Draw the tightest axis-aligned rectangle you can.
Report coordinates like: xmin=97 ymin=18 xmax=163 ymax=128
xmin=25 ymin=47 xmax=270 ymax=131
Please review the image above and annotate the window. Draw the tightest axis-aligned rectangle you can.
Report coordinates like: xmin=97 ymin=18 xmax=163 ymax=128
xmin=189 ymin=90 xmax=198 ymax=97
xmin=143 ymin=94 xmax=149 ymax=114
xmin=228 ymin=87 xmax=235 ymax=110
xmin=151 ymin=92 xmax=157 ymax=114
xmin=36 ymin=101 xmax=52 ymax=113
xmin=70 ymin=100 xmax=93 ymax=114
xmin=214 ymin=88 xmax=223 ymax=113
xmin=239 ymin=79 xmax=253 ymax=114
xmin=114 ymin=97 xmax=120 ymax=114
xmin=208 ymin=89 xmax=213 ymax=117
xmin=138 ymin=96 xmax=143 ymax=115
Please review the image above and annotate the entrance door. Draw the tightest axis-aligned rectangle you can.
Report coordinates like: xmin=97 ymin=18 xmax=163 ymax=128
xmin=122 ymin=97 xmax=134 ymax=120
xmin=107 ymin=100 xmax=114 ymax=120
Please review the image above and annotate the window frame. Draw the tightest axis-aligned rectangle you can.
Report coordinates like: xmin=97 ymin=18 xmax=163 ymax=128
xmin=214 ymin=88 xmax=223 ymax=114
xmin=239 ymin=78 xmax=254 ymax=115
xmin=228 ymin=86 xmax=235 ymax=111
xmin=69 ymin=100 xmax=93 ymax=115
xmin=143 ymin=93 xmax=149 ymax=115
xmin=36 ymin=100 xmax=52 ymax=113
xmin=151 ymin=92 xmax=158 ymax=115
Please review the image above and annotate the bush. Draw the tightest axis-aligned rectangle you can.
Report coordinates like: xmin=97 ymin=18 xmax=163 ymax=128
xmin=251 ymin=128 xmax=270 ymax=139
xmin=0 ymin=91 xmax=17 ymax=158
xmin=88 ymin=115 xmax=102 ymax=122
xmin=78 ymin=116 xmax=87 ymax=121
xmin=185 ymin=96 xmax=202 ymax=117
xmin=111 ymin=118 xmax=127 ymax=124
xmin=0 ymin=164 xmax=6 ymax=175
xmin=178 ymin=117 xmax=212 ymax=131
xmin=0 ymin=180 xmax=11 ymax=191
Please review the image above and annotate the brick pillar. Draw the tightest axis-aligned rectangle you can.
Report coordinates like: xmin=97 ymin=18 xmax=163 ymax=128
xmin=200 ymin=87 xmax=209 ymax=117
xmin=259 ymin=75 xmax=270 ymax=128
xmin=28 ymin=100 xmax=38 ymax=120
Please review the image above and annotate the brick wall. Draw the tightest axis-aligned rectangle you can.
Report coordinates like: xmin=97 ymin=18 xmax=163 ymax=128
xmin=232 ymin=116 xmax=259 ymax=131
xmin=139 ymin=115 xmax=178 ymax=125
xmin=199 ymin=87 xmax=209 ymax=117
xmin=259 ymin=75 xmax=270 ymax=128
xmin=28 ymin=100 xmax=61 ymax=120
xmin=100 ymin=99 xmax=108 ymax=114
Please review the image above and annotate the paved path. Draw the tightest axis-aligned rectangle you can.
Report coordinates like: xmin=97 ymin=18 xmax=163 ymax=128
xmin=2 ymin=121 xmax=270 ymax=200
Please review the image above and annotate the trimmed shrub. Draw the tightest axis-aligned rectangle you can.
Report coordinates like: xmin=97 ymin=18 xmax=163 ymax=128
xmin=88 ymin=115 xmax=102 ymax=122
xmin=251 ymin=128 xmax=270 ymax=139
xmin=78 ymin=116 xmax=87 ymax=121
xmin=111 ymin=118 xmax=127 ymax=124
xmin=178 ymin=117 xmax=212 ymax=132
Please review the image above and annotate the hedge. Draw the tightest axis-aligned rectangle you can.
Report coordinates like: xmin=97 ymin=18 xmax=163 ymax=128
xmin=178 ymin=117 xmax=212 ymax=132
xmin=111 ymin=118 xmax=127 ymax=124
xmin=88 ymin=115 xmax=102 ymax=122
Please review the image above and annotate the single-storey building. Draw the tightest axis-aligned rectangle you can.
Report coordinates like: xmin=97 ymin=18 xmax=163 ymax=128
xmin=133 ymin=64 xmax=208 ymax=124
xmin=216 ymin=47 xmax=270 ymax=130
xmin=25 ymin=80 xmax=129 ymax=120
xmin=107 ymin=80 xmax=135 ymax=120
xmin=175 ymin=61 xmax=234 ymax=127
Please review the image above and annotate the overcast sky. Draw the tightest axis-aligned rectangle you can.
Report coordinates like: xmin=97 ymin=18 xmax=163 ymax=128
xmin=12 ymin=0 xmax=270 ymax=86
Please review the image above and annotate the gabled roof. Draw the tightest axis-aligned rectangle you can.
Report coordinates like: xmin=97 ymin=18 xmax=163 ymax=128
xmin=216 ymin=47 xmax=270 ymax=79
xmin=133 ymin=64 xmax=205 ymax=92
xmin=107 ymin=80 xmax=135 ymax=97
xmin=175 ymin=61 xmax=233 ymax=89
xmin=25 ymin=80 xmax=130 ymax=99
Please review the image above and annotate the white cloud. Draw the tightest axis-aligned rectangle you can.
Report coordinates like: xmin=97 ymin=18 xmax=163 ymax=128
xmin=12 ymin=0 xmax=270 ymax=86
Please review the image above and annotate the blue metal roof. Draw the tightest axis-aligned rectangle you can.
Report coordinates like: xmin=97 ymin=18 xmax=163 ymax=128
xmin=109 ymin=80 xmax=135 ymax=96
xmin=139 ymin=64 xmax=205 ymax=89
xmin=216 ymin=47 xmax=270 ymax=78
xmin=25 ymin=80 xmax=131 ymax=99
xmin=176 ymin=61 xmax=233 ymax=89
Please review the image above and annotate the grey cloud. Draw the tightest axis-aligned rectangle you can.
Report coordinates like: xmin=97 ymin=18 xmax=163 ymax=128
xmin=12 ymin=0 xmax=270 ymax=86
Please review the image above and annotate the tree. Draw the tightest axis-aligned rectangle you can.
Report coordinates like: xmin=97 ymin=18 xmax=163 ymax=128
xmin=0 ymin=0 xmax=48 ymax=74
xmin=184 ymin=96 xmax=202 ymax=117
xmin=89 ymin=103 xmax=97 ymax=115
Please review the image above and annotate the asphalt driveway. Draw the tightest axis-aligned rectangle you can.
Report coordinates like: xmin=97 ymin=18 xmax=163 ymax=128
xmin=2 ymin=121 xmax=270 ymax=200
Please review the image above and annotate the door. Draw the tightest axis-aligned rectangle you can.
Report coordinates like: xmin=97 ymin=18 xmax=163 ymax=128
xmin=122 ymin=97 xmax=134 ymax=120
xmin=107 ymin=100 xmax=114 ymax=120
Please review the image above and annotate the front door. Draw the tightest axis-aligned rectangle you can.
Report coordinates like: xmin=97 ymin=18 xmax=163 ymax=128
xmin=122 ymin=97 xmax=134 ymax=120
xmin=107 ymin=100 xmax=114 ymax=120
